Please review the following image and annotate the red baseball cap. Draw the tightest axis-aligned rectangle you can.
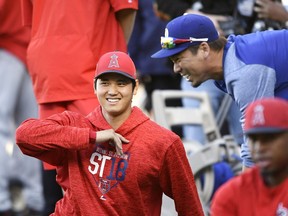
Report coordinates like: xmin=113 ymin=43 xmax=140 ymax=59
xmin=244 ymin=98 xmax=288 ymax=135
xmin=95 ymin=51 xmax=136 ymax=80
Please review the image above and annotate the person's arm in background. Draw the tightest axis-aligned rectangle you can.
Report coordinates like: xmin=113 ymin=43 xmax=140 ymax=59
xmin=116 ymin=9 xmax=137 ymax=44
xmin=153 ymin=0 xmax=230 ymax=36
xmin=153 ymin=0 xmax=192 ymax=21
xmin=254 ymin=0 xmax=288 ymax=23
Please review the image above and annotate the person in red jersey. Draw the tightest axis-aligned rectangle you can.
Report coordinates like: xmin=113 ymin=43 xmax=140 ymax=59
xmin=16 ymin=51 xmax=204 ymax=216
xmin=20 ymin=1 xmax=138 ymax=214
xmin=211 ymin=97 xmax=288 ymax=216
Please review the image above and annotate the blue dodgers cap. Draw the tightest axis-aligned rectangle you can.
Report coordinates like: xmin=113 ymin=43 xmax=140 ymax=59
xmin=151 ymin=14 xmax=219 ymax=58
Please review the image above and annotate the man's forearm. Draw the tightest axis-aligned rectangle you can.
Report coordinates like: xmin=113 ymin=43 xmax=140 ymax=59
xmin=116 ymin=9 xmax=137 ymax=44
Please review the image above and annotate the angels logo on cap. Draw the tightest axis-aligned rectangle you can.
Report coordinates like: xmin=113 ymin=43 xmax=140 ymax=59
xmin=95 ymin=51 xmax=136 ymax=80
xmin=244 ymin=98 xmax=288 ymax=134
xmin=108 ymin=54 xmax=120 ymax=69
xmin=251 ymin=104 xmax=265 ymax=126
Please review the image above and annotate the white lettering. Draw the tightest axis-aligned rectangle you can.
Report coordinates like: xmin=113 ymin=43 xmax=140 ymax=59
xmin=88 ymin=152 xmax=111 ymax=177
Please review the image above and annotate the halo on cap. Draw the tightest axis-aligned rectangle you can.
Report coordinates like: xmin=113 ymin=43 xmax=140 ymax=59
xmin=244 ymin=98 xmax=288 ymax=135
xmin=95 ymin=51 xmax=136 ymax=80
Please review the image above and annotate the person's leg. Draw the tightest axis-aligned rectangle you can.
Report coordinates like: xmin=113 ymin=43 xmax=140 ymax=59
xmin=13 ymin=70 xmax=44 ymax=214
xmin=0 ymin=50 xmax=24 ymax=214
xmin=40 ymin=169 xmax=61 ymax=216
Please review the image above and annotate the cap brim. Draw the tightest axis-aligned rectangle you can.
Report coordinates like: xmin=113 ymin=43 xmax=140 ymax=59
xmin=151 ymin=43 xmax=190 ymax=58
xmin=244 ymin=127 xmax=287 ymax=135
xmin=95 ymin=70 xmax=135 ymax=80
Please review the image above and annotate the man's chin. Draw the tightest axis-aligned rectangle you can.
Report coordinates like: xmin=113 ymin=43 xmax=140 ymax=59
xmin=191 ymin=81 xmax=201 ymax=88
xmin=260 ymin=167 xmax=275 ymax=178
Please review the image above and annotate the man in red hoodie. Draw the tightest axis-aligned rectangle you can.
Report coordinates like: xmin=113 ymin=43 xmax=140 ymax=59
xmin=21 ymin=1 xmax=138 ymax=214
xmin=16 ymin=51 xmax=204 ymax=216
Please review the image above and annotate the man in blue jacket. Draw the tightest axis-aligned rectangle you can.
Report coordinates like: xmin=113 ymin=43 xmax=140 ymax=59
xmin=151 ymin=14 xmax=288 ymax=170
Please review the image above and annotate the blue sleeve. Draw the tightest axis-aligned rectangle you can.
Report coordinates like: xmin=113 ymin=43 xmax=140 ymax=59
xmin=235 ymin=66 xmax=276 ymax=167
xmin=224 ymin=44 xmax=277 ymax=167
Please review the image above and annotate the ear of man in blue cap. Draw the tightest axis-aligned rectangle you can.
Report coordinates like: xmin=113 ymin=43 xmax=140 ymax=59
xmin=151 ymin=14 xmax=219 ymax=58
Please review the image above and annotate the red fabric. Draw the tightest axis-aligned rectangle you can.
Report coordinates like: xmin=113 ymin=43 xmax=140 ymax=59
xmin=16 ymin=106 xmax=204 ymax=215
xmin=20 ymin=0 xmax=32 ymax=26
xmin=0 ymin=0 xmax=30 ymax=64
xmin=39 ymin=98 xmax=99 ymax=170
xmin=23 ymin=0 xmax=138 ymax=104
xmin=211 ymin=167 xmax=288 ymax=216
xmin=244 ymin=98 xmax=288 ymax=133
xmin=95 ymin=51 xmax=137 ymax=80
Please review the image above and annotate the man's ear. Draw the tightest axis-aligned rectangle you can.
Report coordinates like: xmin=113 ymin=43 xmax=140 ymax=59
xmin=93 ymin=78 xmax=97 ymax=93
xmin=200 ymin=42 xmax=210 ymax=58
xmin=133 ymin=79 xmax=139 ymax=96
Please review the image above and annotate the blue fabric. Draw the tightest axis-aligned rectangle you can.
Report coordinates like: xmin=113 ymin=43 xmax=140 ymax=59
xmin=128 ymin=0 xmax=173 ymax=76
xmin=151 ymin=14 xmax=219 ymax=58
xmin=230 ymin=30 xmax=288 ymax=91
xmin=215 ymin=30 xmax=288 ymax=167
xmin=212 ymin=162 xmax=234 ymax=196
xmin=199 ymin=162 xmax=235 ymax=201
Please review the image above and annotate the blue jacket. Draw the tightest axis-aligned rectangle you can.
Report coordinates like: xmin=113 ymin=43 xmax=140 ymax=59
xmin=215 ymin=30 xmax=288 ymax=167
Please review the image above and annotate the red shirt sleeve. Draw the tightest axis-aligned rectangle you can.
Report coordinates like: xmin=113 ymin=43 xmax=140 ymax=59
xmin=110 ymin=0 xmax=138 ymax=12
xmin=89 ymin=129 xmax=96 ymax=143
xmin=16 ymin=111 xmax=91 ymax=166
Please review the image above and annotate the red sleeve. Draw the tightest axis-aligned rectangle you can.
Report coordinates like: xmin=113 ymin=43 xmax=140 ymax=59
xmin=21 ymin=0 xmax=33 ymax=26
xmin=160 ymin=139 xmax=204 ymax=216
xmin=210 ymin=180 xmax=238 ymax=216
xmin=16 ymin=111 xmax=91 ymax=166
xmin=89 ymin=129 xmax=96 ymax=143
xmin=110 ymin=0 xmax=138 ymax=12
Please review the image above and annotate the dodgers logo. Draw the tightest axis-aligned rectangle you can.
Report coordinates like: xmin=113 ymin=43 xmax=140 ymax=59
xmin=164 ymin=28 xmax=169 ymax=38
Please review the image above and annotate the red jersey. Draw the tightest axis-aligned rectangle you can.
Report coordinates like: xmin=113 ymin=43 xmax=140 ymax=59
xmin=16 ymin=106 xmax=204 ymax=216
xmin=210 ymin=167 xmax=288 ymax=216
xmin=0 ymin=0 xmax=30 ymax=64
xmin=21 ymin=0 xmax=138 ymax=104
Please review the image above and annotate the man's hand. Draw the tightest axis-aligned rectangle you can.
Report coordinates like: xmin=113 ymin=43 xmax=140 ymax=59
xmin=96 ymin=129 xmax=129 ymax=156
xmin=254 ymin=0 xmax=288 ymax=22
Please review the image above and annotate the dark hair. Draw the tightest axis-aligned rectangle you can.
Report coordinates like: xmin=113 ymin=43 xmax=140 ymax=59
xmin=188 ymin=36 xmax=227 ymax=55
xmin=93 ymin=77 xmax=136 ymax=90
